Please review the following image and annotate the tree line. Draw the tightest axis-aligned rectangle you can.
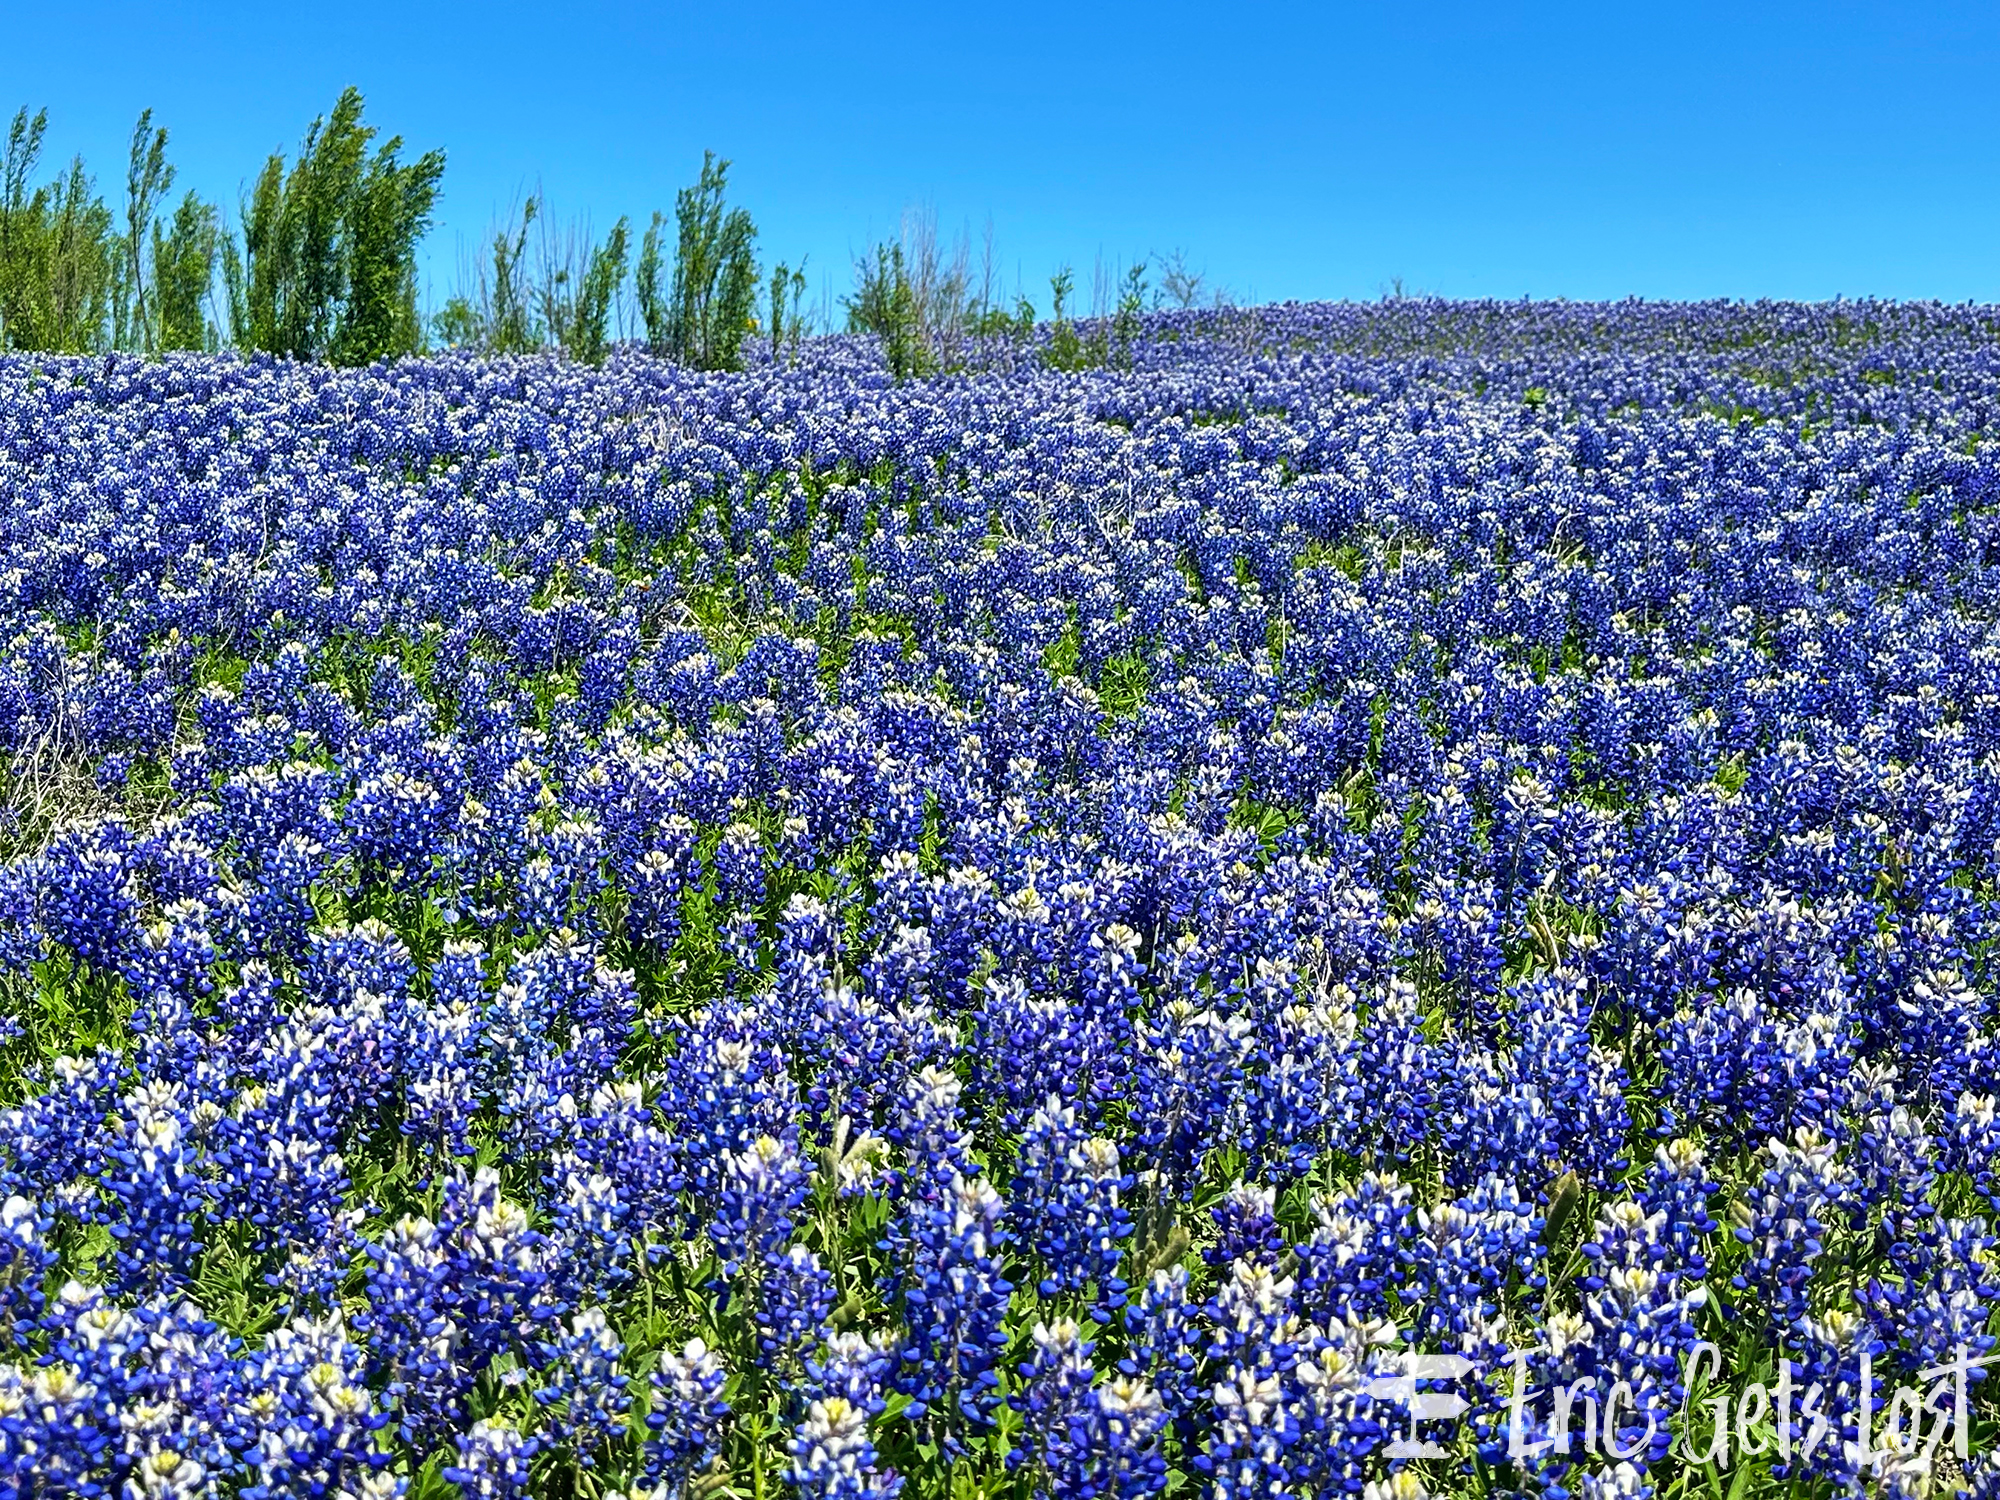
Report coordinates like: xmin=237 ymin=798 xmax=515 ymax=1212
xmin=0 ymin=90 xmax=787 ymax=371
xmin=1 ymin=88 xmax=1227 ymax=373
xmin=1 ymin=91 xmax=441 ymax=365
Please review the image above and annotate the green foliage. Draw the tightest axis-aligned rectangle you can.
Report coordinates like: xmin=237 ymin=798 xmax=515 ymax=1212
xmin=334 ymin=125 xmax=445 ymax=364
xmin=1112 ymin=259 xmax=1146 ymax=356
xmin=430 ymin=196 xmax=537 ymax=354
xmin=428 ymin=293 xmax=482 ymax=350
xmin=767 ymin=258 xmax=811 ymax=364
xmin=634 ymin=209 xmax=666 ymax=350
xmin=661 ymin=152 xmax=757 ymax=370
xmin=0 ymin=108 xmax=118 ymax=352
xmin=0 ymin=105 xmax=225 ymax=356
xmin=484 ymin=196 xmax=538 ymax=354
xmin=845 ymin=213 xmax=976 ymax=378
xmin=239 ymin=87 xmax=443 ymax=364
xmin=0 ymin=107 xmax=50 ymax=347
xmin=434 ymin=200 xmax=630 ymax=364
xmin=565 ymin=216 xmax=629 ymax=365
xmin=117 ymin=111 xmax=173 ymax=351
xmin=846 ymin=242 xmax=927 ymax=378
xmin=1042 ymin=265 xmax=1090 ymax=371
xmin=1039 ymin=260 xmax=1146 ymax=373
xmin=768 ymin=261 xmax=787 ymax=360
xmin=632 ymin=160 xmax=761 ymax=367
xmin=150 ymin=191 xmax=222 ymax=350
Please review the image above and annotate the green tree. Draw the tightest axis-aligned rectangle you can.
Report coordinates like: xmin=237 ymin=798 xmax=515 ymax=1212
xmin=634 ymin=209 xmax=666 ymax=350
xmin=769 ymin=260 xmax=789 ymax=361
xmin=429 ymin=294 xmax=483 ymax=350
xmin=119 ymin=110 xmax=173 ymax=350
xmin=333 ymin=123 xmax=446 ymax=363
xmin=766 ymin=257 xmax=807 ymax=364
xmin=239 ymin=87 xmax=443 ymax=363
xmin=485 ymin=195 xmax=538 ymax=355
xmin=0 ymin=108 xmax=117 ymax=352
xmin=662 ymin=152 xmax=756 ymax=370
xmin=844 ymin=212 xmax=973 ymax=377
xmin=565 ymin=217 xmax=629 ymax=365
xmin=40 ymin=159 xmax=114 ymax=351
xmin=152 ymin=191 xmax=221 ymax=350
xmin=846 ymin=242 xmax=924 ymax=378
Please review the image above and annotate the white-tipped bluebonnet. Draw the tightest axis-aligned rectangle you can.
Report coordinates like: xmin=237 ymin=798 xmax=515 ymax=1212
xmin=1011 ymin=1099 xmax=1135 ymax=1308
xmin=642 ymin=1338 xmax=729 ymax=1495
xmin=890 ymin=1172 xmax=1013 ymax=1453
xmin=444 ymin=1417 xmax=541 ymax=1500
xmin=536 ymin=1306 xmax=632 ymax=1464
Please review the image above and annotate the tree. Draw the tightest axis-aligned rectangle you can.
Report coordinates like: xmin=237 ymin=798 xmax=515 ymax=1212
xmin=120 ymin=110 xmax=173 ymax=350
xmin=844 ymin=209 xmax=973 ymax=377
xmin=0 ymin=108 xmax=50 ymax=348
xmin=484 ymin=195 xmax=538 ymax=355
xmin=333 ymin=121 xmax=446 ymax=363
xmin=654 ymin=152 xmax=756 ymax=370
xmin=239 ymin=87 xmax=443 ymax=363
xmin=768 ymin=257 xmax=807 ymax=363
xmin=0 ymin=107 xmax=117 ymax=353
xmin=565 ymin=217 xmax=629 ymax=365
xmin=151 ymin=191 xmax=221 ymax=350
xmin=635 ymin=210 xmax=666 ymax=350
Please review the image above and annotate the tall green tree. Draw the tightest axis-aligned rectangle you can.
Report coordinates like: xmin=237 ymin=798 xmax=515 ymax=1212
xmin=564 ymin=217 xmax=629 ymax=365
xmin=634 ymin=209 xmax=666 ymax=350
xmin=658 ymin=152 xmax=756 ymax=370
xmin=0 ymin=108 xmax=118 ymax=353
xmin=152 ymin=191 xmax=221 ymax=350
xmin=485 ymin=195 xmax=538 ymax=355
xmin=40 ymin=158 xmax=114 ymax=352
xmin=119 ymin=110 xmax=173 ymax=350
xmin=239 ymin=87 xmax=443 ymax=363
xmin=333 ymin=124 xmax=446 ymax=363
xmin=0 ymin=108 xmax=50 ymax=348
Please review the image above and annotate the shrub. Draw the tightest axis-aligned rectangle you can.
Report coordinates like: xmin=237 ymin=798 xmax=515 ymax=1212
xmin=235 ymin=86 xmax=444 ymax=364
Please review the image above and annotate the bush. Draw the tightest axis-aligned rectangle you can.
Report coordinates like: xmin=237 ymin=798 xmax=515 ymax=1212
xmin=235 ymin=87 xmax=444 ymax=364
xmin=636 ymin=152 xmax=757 ymax=371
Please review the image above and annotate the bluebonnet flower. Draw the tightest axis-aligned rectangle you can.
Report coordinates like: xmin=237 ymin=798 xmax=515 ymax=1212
xmin=1010 ymin=1099 xmax=1135 ymax=1310
xmin=890 ymin=1173 xmax=1013 ymax=1453
xmin=791 ymin=1393 xmax=904 ymax=1500
xmin=710 ymin=1133 xmax=810 ymax=1279
xmin=35 ymin=819 xmax=139 ymax=974
xmin=445 ymin=1418 xmax=541 ymax=1500
xmin=0 ymin=1195 xmax=54 ymax=1346
xmin=1295 ymin=1172 xmax=1418 ymax=1329
xmin=402 ymin=941 xmax=490 ymax=1162
xmin=623 ymin=815 xmax=700 ymax=950
xmin=974 ymin=975 xmax=1113 ymax=1132
xmin=360 ymin=1166 xmax=560 ymax=1441
xmin=1013 ymin=1318 xmax=1170 ymax=1498
xmin=1127 ymin=998 xmax=1251 ymax=1195
xmin=792 ymin=1338 xmax=904 ymax=1495
xmin=657 ymin=1001 xmax=802 ymax=1214
xmin=234 ymin=1307 xmax=396 ymax=1499
xmin=643 ymin=1338 xmax=730 ymax=1494
xmin=536 ymin=1306 xmax=632 ymax=1464
xmin=1732 ymin=1125 xmax=1853 ymax=1339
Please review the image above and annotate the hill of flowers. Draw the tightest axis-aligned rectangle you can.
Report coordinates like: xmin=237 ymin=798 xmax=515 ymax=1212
xmin=1 ymin=299 xmax=1999 ymax=1500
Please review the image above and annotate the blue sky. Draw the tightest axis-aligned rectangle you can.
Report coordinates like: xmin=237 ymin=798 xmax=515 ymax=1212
xmin=4 ymin=0 xmax=1996 ymax=311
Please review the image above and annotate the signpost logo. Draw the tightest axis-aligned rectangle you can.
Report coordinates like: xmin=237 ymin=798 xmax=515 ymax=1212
xmin=1368 ymin=1354 xmax=1476 ymax=1458
xmin=1361 ymin=1344 xmax=1988 ymax=1473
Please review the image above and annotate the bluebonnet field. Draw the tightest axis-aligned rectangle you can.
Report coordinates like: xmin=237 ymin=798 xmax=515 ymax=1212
xmin=0 ymin=298 xmax=1998 ymax=1500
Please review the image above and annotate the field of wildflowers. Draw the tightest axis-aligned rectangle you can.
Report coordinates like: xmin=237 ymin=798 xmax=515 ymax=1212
xmin=1 ymin=299 xmax=1998 ymax=1499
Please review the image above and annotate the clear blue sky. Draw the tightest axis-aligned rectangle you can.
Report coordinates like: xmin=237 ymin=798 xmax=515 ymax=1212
xmin=4 ymin=0 xmax=1996 ymax=311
